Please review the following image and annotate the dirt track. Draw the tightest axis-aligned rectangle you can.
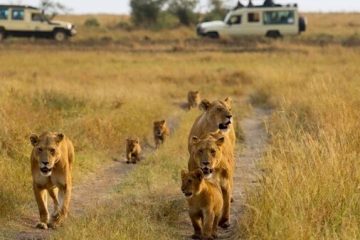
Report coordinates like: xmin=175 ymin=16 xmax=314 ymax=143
xmin=177 ymin=107 xmax=270 ymax=239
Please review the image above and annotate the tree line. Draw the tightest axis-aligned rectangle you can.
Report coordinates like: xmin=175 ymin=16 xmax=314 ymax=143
xmin=130 ymin=0 xmax=228 ymax=27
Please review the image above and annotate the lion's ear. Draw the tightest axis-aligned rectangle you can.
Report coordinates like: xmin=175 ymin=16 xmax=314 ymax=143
xmin=195 ymin=91 xmax=199 ymax=94
xmin=56 ymin=133 xmax=64 ymax=143
xmin=199 ymin=99 xmax=211 ymax=111
xmin=161 ymin=120 xmax=166 ymax=125
xmin=191 ymin=136 xmax=199 ymax=145
xmin=181 ymin=170 xmax=187 ymax=179
xmin=30 ymin=134 xmax=39 ymax=146
xmin=224 ymin=97 xmax=232 ymax=105
xmin=216 ymin=136 xmax=225 ymax=147
xmin=194 ymin=169 xmax=204 ymax=181
xmin=135 ymin=137 xmax=140 ymax=143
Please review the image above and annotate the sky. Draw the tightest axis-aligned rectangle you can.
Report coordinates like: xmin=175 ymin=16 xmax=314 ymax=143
xmin=2 ymin=0 xmax=360 ymax=14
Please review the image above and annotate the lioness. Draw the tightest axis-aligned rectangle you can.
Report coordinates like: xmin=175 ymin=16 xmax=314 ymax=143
xmin=187 ymin=91 xmax=200 ymax=110
xmin=30 ymin=132 xmax=74 ymax=229
xmin=188 ymin=132 xmax=234 ymax=229
xmin=181 ymin=169 xmax=223 ymax=240
xmin=126 ymin=137 xmax=141 ymax=164
xmin=153 ymin=120 xmax=170 ymax=148
xmin=188 ymin=97 xmax=235 ymax=153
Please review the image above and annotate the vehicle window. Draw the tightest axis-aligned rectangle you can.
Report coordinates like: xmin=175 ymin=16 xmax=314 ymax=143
xmin=228 ymin=15 xmax=242 ymax=25
xmin=0 ymin=7 xmax=9 ymax=20
xmin=32 ymin=13 xmax=43 ymax=22
xmin=12 ymin=9 xmax=25 ymax=21
xmin=263 ymin=10 xmax=295 ymax=25
xmin=248 ymin=12 xmax=260 ymax=23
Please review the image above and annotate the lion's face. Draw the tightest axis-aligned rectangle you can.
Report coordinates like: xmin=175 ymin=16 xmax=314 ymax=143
xmin=153 ymin=120 xmax=167 ymax=137
xmin=181 ymin=169 xmax=204 ymax=198
xmin=30 ymin=132 xmax=64 ymax=177
xmin=127 ymin=138 xmax=139 ymax=152
xmin=190 ymin=134 xmax=225 ymax=177
xmin=188 ymin=91 xmax=200 ymax=104
xmin=200 ymin=97 xmax=233 ymax=133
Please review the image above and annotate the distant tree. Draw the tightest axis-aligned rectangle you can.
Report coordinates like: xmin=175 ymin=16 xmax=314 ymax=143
xmin=130 ymin=0 xmax=167 ymax=27
xmin=202 ymin=0 xmax=227 ymax=22
xmin=39 ymin=0 xmax=71 ymax=19
xmin=168 ymin=0 xmax=198 ymax=26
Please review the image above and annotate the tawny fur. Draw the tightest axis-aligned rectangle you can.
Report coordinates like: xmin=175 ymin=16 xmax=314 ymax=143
xmin=126 ymin=138 xmax=142 ymax=164
xmin=188 ymin=97 xmax=236 ymax=153
xmin=188 ymin=132 xmax=234 ymax=229
xmin=181 ymin=169 xmax=223 ymax=240
xmin=29 ymin=132 xmax=74 ymax=229
xmin=187 ymin=91 xmax=201 ymax=110
xmin=153 ymin=120 xmax=170 ymax=148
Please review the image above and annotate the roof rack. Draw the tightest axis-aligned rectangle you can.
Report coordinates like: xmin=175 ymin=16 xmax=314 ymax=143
xmin=0 ymin=5 xmax=39 ymax=10
xmin=233 ymin=1 xmax=297 ymax=10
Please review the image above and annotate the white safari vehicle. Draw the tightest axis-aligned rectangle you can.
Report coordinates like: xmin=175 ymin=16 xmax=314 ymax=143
xmin=197 ymin=3 xmax=306 ymax=38
xmin=0 ymin=5 xmax=76 ymax=41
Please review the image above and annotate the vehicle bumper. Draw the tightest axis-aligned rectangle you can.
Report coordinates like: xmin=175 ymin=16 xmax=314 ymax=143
xmin=70 ymin=28 xmax=77 ymax=36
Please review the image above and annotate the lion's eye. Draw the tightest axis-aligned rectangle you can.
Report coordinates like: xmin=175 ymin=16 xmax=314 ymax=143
xmin=217 ymin=107 xmax=222 ymax=111
xmin=198 ymin=149 xmax=203 ymax=154
xmin=188 ymin=179 xmax=192 ymax=184
xmin=49 ymin=148 xmax=56 ymax=155
xmin=37 ymin=148 xmax=43 ymax=153
xmin=211 ymin=149 xmax=216 ymax=155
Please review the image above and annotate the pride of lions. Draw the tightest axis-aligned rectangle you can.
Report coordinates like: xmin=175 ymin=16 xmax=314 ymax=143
xmin=29 ymin=90 xmax=236 ymax=240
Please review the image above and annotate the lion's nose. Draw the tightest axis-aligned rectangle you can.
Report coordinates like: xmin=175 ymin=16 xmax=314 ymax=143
xmin=42 ymin=161 xmax=49 ymax=166
xmin=202 ymin=161 xmax=210 ymax=166
xmin=226 ymin=115 xmax=232 ymax=119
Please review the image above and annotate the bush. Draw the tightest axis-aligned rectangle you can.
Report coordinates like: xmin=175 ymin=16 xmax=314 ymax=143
xmin=168 ymin=0 xmax=198 ymax=26
xmin=84 ymin=17 xmax=100 ymax=27
xmin=130 ymin=0 xmax=166 ymax=27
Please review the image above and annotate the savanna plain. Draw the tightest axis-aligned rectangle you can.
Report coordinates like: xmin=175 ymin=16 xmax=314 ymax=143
xmin=1 ymin=12 xmax=360 ymax=240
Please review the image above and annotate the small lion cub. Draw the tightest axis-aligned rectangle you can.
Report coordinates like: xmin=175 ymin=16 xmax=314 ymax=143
xmin=188 ymin=91 xmax=200 ymax=110
xmin=153 ymin=120 xmax=170 ymax=148
xmin=181 ymin=169 xmax=223 ymax=240
xmin=126 ymin=138 xmax=142 ymax=164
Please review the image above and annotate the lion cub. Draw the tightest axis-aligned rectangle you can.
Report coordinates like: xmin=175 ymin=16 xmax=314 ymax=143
xmin=181 ymin=169 xmax=223 ymax=240
xmin=153 ymin=120 xmax=170 ymax=148
xmin=126 ymin=138 xmax=142 ymax=164
xmin=188 ymin=91 xmax=201 ymax=110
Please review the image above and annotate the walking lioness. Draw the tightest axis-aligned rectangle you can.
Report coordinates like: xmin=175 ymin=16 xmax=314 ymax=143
xmin=29 ymin=132 xmax=74 ymax=229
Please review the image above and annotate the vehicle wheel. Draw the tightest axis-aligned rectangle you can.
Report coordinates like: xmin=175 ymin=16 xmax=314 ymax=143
xmin=266 ymin=30 xmax=282 ymax=39
xmin=207 ymin=32 xmax=219 ymax=39
xmin=53 ymin=30 xmax=67 ymax=42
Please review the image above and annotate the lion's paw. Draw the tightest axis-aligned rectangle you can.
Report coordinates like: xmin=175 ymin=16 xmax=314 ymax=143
xmin=36 ymin=222 xmax=48 ymax=230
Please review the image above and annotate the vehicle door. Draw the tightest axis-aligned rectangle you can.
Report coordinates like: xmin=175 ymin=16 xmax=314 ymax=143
xmin=9 ymin=8 xmax=29 ymax=32
xmin=29 ymin=12 xmax=52 ymax=35
xmin=226 ymin=14 xmax=243 ymax=37
xmin=242 ymin=11 xmax=263 ymax=35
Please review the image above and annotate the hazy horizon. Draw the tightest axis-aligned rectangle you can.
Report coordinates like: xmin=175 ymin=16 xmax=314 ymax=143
xmin=2 ymin=0 xmax=360 ymax=14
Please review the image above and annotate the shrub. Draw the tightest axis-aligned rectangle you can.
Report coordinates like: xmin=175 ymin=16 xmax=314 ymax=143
xmin=84 ymin=17 xmax=100 ymax=27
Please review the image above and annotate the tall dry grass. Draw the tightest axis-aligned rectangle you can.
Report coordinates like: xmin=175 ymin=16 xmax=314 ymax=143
xmin=239 ymin=45 xmax=360 ymax=239
xmin=0 ymin=49 xmax=250 ymax=238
